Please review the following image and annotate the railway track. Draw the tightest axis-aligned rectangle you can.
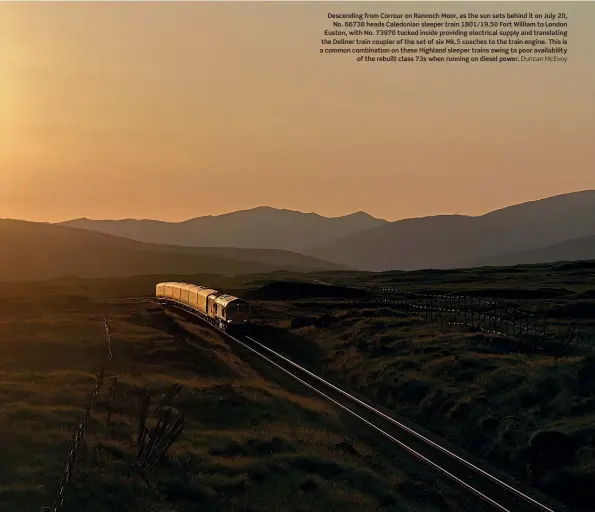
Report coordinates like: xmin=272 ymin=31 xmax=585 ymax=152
xmin=159 ymin=299 xmax=560 ymax=512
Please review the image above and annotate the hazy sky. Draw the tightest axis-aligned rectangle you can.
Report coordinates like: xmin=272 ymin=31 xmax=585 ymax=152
xmin=1 ymin=1 xmax=593 ymax=222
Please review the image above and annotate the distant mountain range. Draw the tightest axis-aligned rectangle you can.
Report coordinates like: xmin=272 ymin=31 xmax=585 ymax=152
xmin=0 ymin=220 xmax=347 ymax=282
xmin=309 ymin=190 xmax=595 ymax=270
xmin=2 ymin=190 xmax=593 ymax=281
xmin=308 ymin=191 xmax=595 ymax=271
xmin=57 ymin=191 xmax=595 ymax=271
xmin=58 ymin=207 xmax=387 ymax=253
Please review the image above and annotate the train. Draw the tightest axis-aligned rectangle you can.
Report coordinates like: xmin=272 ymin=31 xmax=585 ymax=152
xmin=155 ymin=282 xmax=251 ymax=332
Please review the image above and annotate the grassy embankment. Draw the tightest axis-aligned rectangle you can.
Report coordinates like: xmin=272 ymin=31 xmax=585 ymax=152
xmin=0 ymin=277 xmax=479 ymax=512
xmin=246 ymin=261 xmax=595 ymax=512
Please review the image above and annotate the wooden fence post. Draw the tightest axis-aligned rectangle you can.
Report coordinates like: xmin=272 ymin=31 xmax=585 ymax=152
xmin=107 ymin=379 xmax=113 ymax=426
xmin=137 ymin=390 xmax=151 ymax=448
xmin=456 ymin=295 xmax=463 ymax=325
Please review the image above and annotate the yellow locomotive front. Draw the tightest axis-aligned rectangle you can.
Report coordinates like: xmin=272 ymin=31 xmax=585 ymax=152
xmin=213 ymin=294 xmax=251 ymax=332
xmin=225 ymin=299 xmax=251 ymax=325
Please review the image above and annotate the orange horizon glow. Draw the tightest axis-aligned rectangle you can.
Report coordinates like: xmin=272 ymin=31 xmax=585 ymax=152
xmin=1 ymin=2 xmax=594 ymax=224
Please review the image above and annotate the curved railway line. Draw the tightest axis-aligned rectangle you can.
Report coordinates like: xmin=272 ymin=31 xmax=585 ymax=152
xmin=156 ymin=298 xmax=562 ymax=512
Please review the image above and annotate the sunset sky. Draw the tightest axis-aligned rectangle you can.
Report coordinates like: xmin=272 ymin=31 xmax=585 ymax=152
xmin=1 ymin=1 xmax=593 ymax=223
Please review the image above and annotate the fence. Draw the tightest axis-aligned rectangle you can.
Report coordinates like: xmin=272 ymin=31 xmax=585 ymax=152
xmin=365 ymin=287 xmax=590 ymax=354
xmin=132 ymin=384 xmax=185 ymax=487
xmin=44 ymin=314 xmax=114 ymax=512
xmin=44 ymin=314 xmax=186 ymax=510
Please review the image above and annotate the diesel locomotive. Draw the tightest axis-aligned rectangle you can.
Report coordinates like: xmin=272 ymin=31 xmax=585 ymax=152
xmin=155 ymin=282 xmax=251 ymax=332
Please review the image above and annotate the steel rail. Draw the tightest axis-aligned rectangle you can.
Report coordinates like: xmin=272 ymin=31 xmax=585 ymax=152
xmin=242 ymin=335 xmax=555 ymax=512
xmin=234 ymin=333 xmax=509 ymax=511
xmin=158 ymin=299 xmax=559 ymax=512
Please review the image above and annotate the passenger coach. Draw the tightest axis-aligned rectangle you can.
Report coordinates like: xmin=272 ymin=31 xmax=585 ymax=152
xmin=155 ymin=282 xmax=251 ymax=332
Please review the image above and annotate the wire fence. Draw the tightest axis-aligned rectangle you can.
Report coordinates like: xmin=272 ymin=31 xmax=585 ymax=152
xmin=135 ymin=386 xmax=185 ymax=477
xmin=42 ymin=313 xmax=186 ymax=511
xmin=365 ymin=287 xmax=591 ymax=355
xmin=43 ymin=314 xmax=114 ymax=512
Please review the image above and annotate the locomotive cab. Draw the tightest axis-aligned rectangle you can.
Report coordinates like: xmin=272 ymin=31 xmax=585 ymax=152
xmin=226 ymin=299 xmax=251 ymax=325
xmin=214 ymin=294 xmax=251 ymax=332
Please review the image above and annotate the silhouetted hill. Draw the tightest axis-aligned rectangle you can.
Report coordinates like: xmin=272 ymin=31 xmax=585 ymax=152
xmin=469 ymin=235 xmax=595 ymax=267
xmin=308 ymin=190 xmax=595 ymax=271
xmin=58 ymin=207 xmax=387 ymax=253
xmin=0 ymin=220 xmax=348 ymax=282
xmin=243 ymin=281 xmax=369 ymax=301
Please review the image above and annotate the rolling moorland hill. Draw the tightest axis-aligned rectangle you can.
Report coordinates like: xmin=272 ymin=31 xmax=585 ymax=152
xmin=58 ymin=207 xmax=388 ymax=253
xmin=307 ymin=190 xmax=595 ymax=271
xmin=0 ymin=282 xmax=484 ymax=512
xmin=469 ymin=235 xmax=595 ymax=268
xmin=0 ymin=220 xmax=347 ymax=282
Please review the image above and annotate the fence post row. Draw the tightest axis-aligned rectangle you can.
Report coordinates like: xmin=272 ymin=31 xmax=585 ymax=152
xmin=365 ymin=287 xmax=582 ymax=354
xmin=49 ymin=314 xmax=114 ymax=512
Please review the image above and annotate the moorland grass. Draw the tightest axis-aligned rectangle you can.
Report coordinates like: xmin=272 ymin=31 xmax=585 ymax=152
xmin=2 ymin=260 xmax=594 ymax=511
xmin=253 ymin=300 xmax=594 ymax=511
xmin=0 ymin=285 xmax=472 ymax=512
